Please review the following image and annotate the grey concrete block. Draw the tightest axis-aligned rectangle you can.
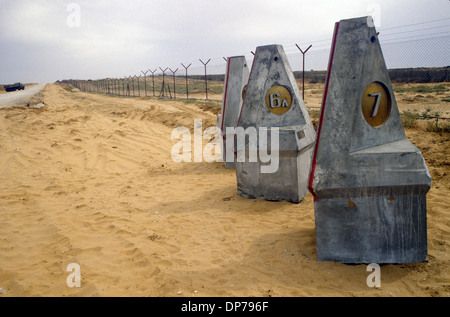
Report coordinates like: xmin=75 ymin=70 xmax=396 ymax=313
xmin=309 ymin=16 xmax=432 ymax=263
xmin=235 ymin=44 xmax=316 ymax=203
xmin=218 ymin=56 xmax=250 ymax=168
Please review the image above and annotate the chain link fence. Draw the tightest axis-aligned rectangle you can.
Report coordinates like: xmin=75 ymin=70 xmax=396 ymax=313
xmin=63 ymin=19 xmax=449 ymax=122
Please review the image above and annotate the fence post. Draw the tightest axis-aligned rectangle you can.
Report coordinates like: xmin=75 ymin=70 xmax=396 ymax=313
xmin=159 ymin=68 xmax=168 ymax=98
xmin=142 ymin=70 xmax=149 ymax=97
xmin=149 ymin=69 xmax=157 ymax=97
xmin=131 ymin=76 xmax=136 ymax=96
xmin=128 ymin=76 xmax=133 ymax=96
xmin=135 ymin=75 xmax=141 ymax=97
xmin=295 ymin=44 xmax=312 ymax=100
xmin=169 ymin=68 xmax=178 ymax=99
xmin=199 ymin=59 xmax=211 ymax=99
xmin=181 ymin=63 xmax=192 ymax=99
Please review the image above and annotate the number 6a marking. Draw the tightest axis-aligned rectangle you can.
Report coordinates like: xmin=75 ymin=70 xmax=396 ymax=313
xmin=368 ymin=93 xmax=382 ymax=117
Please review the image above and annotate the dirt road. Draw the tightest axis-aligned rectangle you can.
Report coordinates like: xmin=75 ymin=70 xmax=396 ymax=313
xmin=0 ymin=84 xmax=47 ymax=109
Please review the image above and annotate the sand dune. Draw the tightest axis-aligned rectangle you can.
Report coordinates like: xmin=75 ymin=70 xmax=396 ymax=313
xmin=0 ymin=84 xmax=448 ymax=297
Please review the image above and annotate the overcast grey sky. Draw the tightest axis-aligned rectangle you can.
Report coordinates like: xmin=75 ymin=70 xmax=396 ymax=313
xmin=0 ymin=0 xmax=449 ymax=84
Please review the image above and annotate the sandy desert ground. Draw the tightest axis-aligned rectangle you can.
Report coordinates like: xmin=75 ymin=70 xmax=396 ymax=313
xmin=0 ymin=83 xmax=449 ymax=297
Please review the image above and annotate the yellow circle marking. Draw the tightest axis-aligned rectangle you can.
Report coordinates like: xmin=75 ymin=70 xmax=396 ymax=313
xmin=242 ymin=84 xmax=248 ymax=100
xmin=361 ymin=81 xmax=392 ymax=127
xmin=265 ymin=85 xmax=292 ymax=115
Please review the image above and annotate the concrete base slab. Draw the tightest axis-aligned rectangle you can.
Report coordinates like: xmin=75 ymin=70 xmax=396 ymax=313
xmin=315 ymin=186 xmax=428 ymax=263
xmin=237 ymin=146 xmax=313 ymax=203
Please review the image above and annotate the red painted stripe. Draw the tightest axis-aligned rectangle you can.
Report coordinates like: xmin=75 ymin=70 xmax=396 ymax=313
xmin=233 ymin=48 xmax=257 ymax=156
xmin=308 ymin=22 xmax=340 ymax=200
xmin=220 ymin=58 xmax=232 ymax=139
xmin=235 ymin=49 xmax=257 ymax=132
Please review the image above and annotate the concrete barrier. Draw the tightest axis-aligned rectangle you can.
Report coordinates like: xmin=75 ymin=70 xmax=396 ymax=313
xmin=218 ymin=56 xmax=250 ymax=168
xmin=309 ymin=17 xmax=432 ymax=263
xmin=235 ymin=44 xmax=316 ymax=203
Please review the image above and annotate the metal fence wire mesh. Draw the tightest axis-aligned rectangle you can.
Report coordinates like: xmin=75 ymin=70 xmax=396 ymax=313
xmin=65 ymin=18 xmax=449 ymax=119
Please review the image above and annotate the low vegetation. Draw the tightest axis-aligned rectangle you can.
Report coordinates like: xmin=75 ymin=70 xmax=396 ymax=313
xmin=401 ymin=110 xmax=420 ymax=128
xmin=401 ymin=109 xmax=450 ymax=133
xmin=394 ymin=84 xmax=449 ymax=94
xmin=425 ymin=118 xmax=450 ymax=133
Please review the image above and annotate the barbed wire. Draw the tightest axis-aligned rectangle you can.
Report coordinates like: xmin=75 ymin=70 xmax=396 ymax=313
xmin=66 ymin=18 xmax=449 ymax=116
xmin=378 ymin=17 xmax=450 ymax=31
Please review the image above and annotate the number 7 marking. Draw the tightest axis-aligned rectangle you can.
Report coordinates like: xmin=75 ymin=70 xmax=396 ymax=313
xmin=368 ymin=93 xmax=382 ymax=117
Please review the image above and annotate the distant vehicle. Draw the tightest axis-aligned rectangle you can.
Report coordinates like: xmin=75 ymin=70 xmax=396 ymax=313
xmin=3 ymin=83 xmax=25 ymax=92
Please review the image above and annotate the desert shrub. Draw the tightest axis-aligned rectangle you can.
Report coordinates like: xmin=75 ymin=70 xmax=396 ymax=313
xmin=425 ymin=118 xmax=450 ymax=133
xmin=401 ymin=110 xmax=419 ymax=128
xmin=442 ymin=122 xmax=450 ymax=133
xmin=421 ymin=108 xmax=434 ymax=118
xmin=432 ymin=84 xmax=448 ymax=92
xmin=415 ymin=85 xmax=433 ymax=93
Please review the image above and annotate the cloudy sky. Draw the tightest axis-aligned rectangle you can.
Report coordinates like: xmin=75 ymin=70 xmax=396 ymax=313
xmin=0 ymin=0 xmax=449 ymax=84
